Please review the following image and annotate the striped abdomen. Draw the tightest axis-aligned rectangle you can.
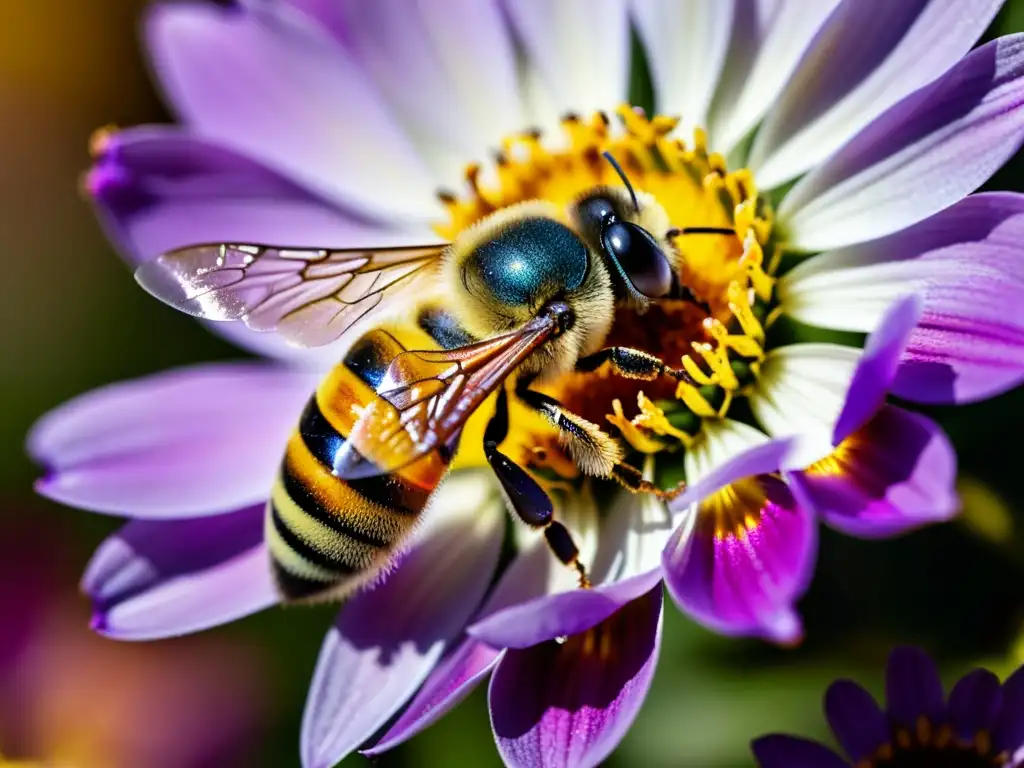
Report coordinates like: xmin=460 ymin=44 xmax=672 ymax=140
xmin=267 ymin=329 xmax=451 ymax=604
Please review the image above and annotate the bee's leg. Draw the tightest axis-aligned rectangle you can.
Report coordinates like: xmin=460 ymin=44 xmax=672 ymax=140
xmin=609 ymin=461 xmax=687 ymax=501
xmin=485 ymin=386 xmax=590 ymax=588
xmin=575 ymin=346 xmax=697 ymax=386
xmin=515 ymin=377 xmax=687 ymax=501
xmin=514 ymin=380 xmax=622 ymax=478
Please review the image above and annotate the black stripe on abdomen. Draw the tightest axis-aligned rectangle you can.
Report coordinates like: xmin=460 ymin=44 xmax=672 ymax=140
xmin=298 ymin=389 xmax=431 ymax=516
xmin=270 ymin=561 xmax=335 ymax=603
xmin=269 ymin=500 xmax=356 ymax=574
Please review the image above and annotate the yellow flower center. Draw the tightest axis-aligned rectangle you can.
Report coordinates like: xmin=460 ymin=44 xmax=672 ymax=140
xmin=434 ymin=106 xmax=779 ymax=482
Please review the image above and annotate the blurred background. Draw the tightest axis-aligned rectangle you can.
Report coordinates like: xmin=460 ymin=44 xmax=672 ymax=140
xmin=4 ymin=2 xmax=1024 ymax=766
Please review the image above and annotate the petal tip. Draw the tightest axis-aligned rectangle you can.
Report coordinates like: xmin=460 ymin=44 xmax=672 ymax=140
xmin=764 ymin=610 xmax=804 ymax=648
xmin=89 ymin=608 xmax=111 ymax=636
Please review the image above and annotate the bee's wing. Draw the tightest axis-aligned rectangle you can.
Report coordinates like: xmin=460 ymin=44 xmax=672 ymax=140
xmin=333 ymin=313 xmax=562 ymax=480
xmin=135 ymin=242 xmax=446 ymax=348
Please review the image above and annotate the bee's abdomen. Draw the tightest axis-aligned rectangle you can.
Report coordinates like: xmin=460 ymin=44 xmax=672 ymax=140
xmin=267 ymin=330 xmax=443 ymax=604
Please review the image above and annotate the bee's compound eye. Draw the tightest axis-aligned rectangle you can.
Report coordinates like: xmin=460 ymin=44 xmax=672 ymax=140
xmin=573 ymin=195 xmax=617 ymax=244
xmin=602 ymin=221 xmax=673 ymax=299
xmin=464 ymin=218 xmax=588 ymax=307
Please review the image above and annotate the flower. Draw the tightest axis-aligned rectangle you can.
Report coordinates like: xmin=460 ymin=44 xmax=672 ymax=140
xmin=29 ymin=0 xmax=1024 ymax=766
xmin=0 ymin=515 xmax=265 ymax=768
xmin=752 ymin=646 xmax=1024 ymax=768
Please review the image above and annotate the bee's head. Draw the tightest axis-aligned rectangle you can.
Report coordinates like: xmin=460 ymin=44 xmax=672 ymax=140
xmin=570 ymin=153 xmax=677 ymax=310
xmin=443 ymin=201 xmax=615 ymax=378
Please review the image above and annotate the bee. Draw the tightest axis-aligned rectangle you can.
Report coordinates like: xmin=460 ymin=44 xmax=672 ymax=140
xmin=136 ymin=153 xmax=733 ymax=603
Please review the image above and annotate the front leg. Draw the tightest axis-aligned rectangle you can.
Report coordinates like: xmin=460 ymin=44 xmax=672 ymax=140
xmin=515 ymin=380 xmax=623 ymax=478
xmin=484 ymin=386 xmax=590 ymax=588
xmin=576 ymin=346 xmax=696 ymax=385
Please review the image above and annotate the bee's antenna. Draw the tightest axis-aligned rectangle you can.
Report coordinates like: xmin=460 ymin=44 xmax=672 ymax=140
xmin=602 ymin=151 xmax=639 ymax=212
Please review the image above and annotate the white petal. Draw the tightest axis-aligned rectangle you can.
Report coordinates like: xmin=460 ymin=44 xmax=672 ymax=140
xmin=709 ymin=0 xmax=842 ymax=153
xmin=588 ymin=458 xmax=675 ymax=583
xmin=748 ymin=344 xmax=862 ymax=466
xmin=749 ymin=0 xmax=1005 ymax=189
xmin=683 ymin=418 xmax=771 ymax=485
xmin=630 ymin=0 xmax=735 ymax=137
xmin=327 ymin=0 xmax=524 ymax=188
xmin=778 ymin=247 xmax=930 ymax=332
xmin=503 ymin=0 xmax=630 ymax=117
xmin=300 ymin=470 xmax=505 ymax=768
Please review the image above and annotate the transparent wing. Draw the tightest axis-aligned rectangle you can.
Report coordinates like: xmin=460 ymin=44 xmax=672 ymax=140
xmin=333 ymin=312 xmax=563 ymax=480
xmin=135 ymin=242 xmax=445 ymax=347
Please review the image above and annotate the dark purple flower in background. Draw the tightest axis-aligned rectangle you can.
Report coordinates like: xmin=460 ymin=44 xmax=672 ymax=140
xmin=753 ymin=647 xmax=1024 ymax=768
xmin=24 ymin=0 xmax=1024 ymax=766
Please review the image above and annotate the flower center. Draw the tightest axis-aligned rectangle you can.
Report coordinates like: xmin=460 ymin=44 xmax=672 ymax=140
xmin=433 ymin=106 xmax=778 ymax=481
xmin=860 ymin=721 xmax=1009 ymax=768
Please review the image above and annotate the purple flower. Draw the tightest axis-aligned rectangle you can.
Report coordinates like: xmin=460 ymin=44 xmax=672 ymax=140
xmin=0 ymin=515 xmax=266 ymax=768
xmin=752 ymin=646 xmax=1024 ymax=768
xmin=28 ymin=0 xmax=1024 ymax=765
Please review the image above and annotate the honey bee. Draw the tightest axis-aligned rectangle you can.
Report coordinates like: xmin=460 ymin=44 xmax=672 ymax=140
xmin=136 ymin=154 xmax=732 ymax=603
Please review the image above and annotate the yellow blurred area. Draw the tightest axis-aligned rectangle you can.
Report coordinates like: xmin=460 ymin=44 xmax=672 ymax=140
xmin=958 ymin=475 xmax=1015 ymax=545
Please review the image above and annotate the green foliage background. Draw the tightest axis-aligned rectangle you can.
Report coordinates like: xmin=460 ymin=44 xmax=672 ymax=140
xmin=3 ymin=4 xmax=1024 ymax=766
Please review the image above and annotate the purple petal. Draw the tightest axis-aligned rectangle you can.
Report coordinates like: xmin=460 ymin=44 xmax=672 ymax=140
xmin=796 ymin=406 xmax=958 ymax=539
xmin=781 ymin=34 xmax=1024 ymax=251
xmin=948 ymin=669 xmax=1003 ymax=739
xmin=669 ymin=435 xmax=797 ymax=514
xmin=993 ymin=664 xmax=1024 ymax=754
xmin=824 ymin=679 xmax=888 ymax=762
xmin=145 ymin=2 xmax=437 ymax=221
xmin=780 ymin=192 xmax=1024 ymax=404
xmin=467 ymin=569 xmax=663 ymax=650
xmin=750 ymin=0 xmax=1005 ymax=189
xmin=364 ymin=638 xmax=502 ymax=756
xmin=83 ymin=506 xmax=276 ymax=640
xmin=28 ymin=364 xmax=317 ymax=517
xmin=751 ymin=735 xmax=849 ymax=768
xmin=833 ymin=294 xmax=923 ymax=444
xmin=885 ymin=646 xmax=945 ymax=727
xmin=365 ymin=534 xmax=562 ymax=755
xmin=893 ymin=256 xmax=1024 ymax=404
xmin=300 ymin=477 xmax=505 ymax=768
xmin=86 ymin=127 xmax=431 ymax=262
xmin=489 ymin=587 xmax=663 ymax=768
xmin=663 ymin=475 xmax=815 ymax=644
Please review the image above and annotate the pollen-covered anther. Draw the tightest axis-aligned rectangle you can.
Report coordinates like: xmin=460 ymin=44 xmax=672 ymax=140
xmin=607 ymin=398 xmax=668 ymax=454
